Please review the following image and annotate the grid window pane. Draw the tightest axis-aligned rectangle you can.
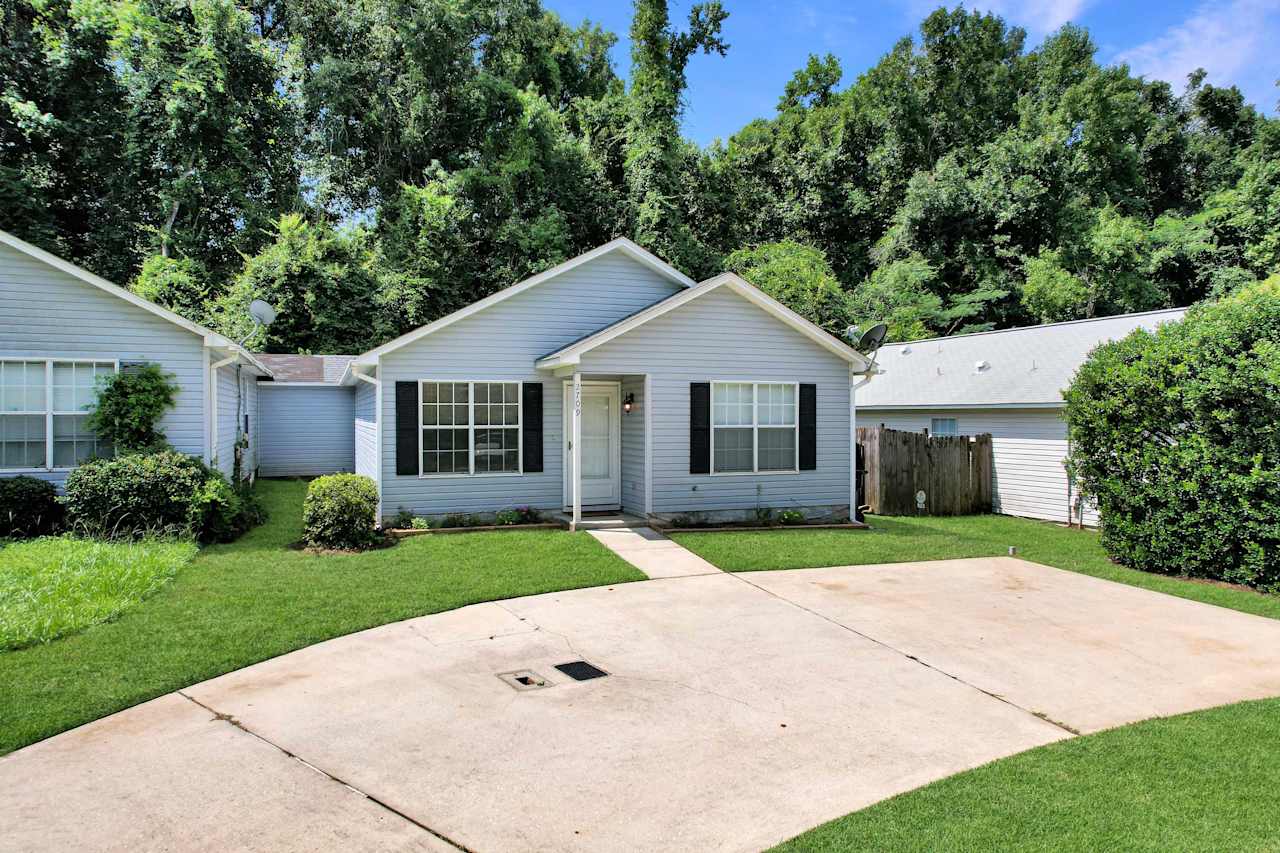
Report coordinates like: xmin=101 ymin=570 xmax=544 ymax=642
xmin=474 ymin=427 xmax=518 ymax=473
xmin=758 ymin=427 xmax=796 ymax=471
xmin=713 ymin=427 xmax=753 ymax=473
xmin=713 ymin=383 xmax=753 ymax=426
xmin=0 ymin=414 xmax=46 ymax=467
xmin=931 ymin=418 xmax=959 ymax=437
xmin=54 ymin=414 xmax=111 ymax=466
xmin=757 ymin=383 xmax=796 ymax=426
xmin=1 ymin=361 xmax=45 ymax=413
xmin=420 ymin=382 xmax=519 ymax=476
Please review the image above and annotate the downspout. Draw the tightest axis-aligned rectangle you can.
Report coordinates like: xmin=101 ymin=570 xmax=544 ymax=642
xmin=849 ymin=365 xmax=877 ymax=523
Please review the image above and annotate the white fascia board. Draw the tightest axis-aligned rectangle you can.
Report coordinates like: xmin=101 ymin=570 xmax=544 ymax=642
xmin=352 ymin=237 xmax=695 ymax=365
xmin=0 ymin=229 xmax=274 ymax=379
xmin=857 ymin=401 xmax=1066 ymax=411
xmin=258 ymin=381 xmax=349 ymax=388
xmin=536 ymin=273 xmax=870 ymax=372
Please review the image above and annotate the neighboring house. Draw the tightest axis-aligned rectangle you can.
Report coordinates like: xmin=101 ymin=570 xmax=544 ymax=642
xmin=857 ymin=308 xmax=1188 ymax=525
xmin=327 ymin=238 xmax=872 ymax=526
xmin=0 ymin=229 xmax=270 ymax=486
xmin=255 ymin=354 xmax=356 ymax=477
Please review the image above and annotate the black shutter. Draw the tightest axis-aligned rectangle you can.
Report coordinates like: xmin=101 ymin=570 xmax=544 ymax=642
xmin=522 ymin=382 xmax=543 ymax=473
xmin=690 ymin=382 xmax=710 ymax=474
xmin=799 ymin=383 xmax=817 ymax=470
xmin=395 ymin=381 xmax=418 ymax=476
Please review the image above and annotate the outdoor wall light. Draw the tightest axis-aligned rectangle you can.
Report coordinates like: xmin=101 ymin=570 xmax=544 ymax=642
xmin=623 ymin=392 xmax=635 ymax=414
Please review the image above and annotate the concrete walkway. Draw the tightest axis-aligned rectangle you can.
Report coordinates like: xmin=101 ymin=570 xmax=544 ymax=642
xmin=5 ymin=557 xmax=1280 ymax=853
xmin=587 ymin=526 xmax=721 ymax=578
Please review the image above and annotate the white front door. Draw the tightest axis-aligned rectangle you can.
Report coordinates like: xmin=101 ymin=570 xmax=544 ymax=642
xmin=563 ymin=381 xmax=622 ymax=510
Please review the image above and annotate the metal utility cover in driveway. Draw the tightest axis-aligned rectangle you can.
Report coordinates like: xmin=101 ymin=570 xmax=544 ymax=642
xmin=555 ymin=660 xmax=609 ymax=681
xmin=6 ymin=558 xmax=1280 ymax=853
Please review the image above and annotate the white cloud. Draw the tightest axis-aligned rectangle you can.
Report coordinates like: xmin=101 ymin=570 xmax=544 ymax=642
xmin=900 ymin=0 xmax=1094 ymax=37
xmin=1113 ymin=0 xmax=1280 ymax=110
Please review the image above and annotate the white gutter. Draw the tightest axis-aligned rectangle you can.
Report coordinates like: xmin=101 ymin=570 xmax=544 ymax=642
xmin=849 ymin=367 xmax=879 ymax=521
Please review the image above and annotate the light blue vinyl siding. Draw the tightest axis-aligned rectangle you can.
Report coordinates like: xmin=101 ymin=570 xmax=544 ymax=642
xmin=214 ymin=365 xmax=260 ymax=481
xmin=620 ymin=375 xmax=646 ymax=515
xmin=0 ymin=242 xmax=206 ymax=488
xmin=354 ymin=381 xmax=378 ymax=482
xmin=257 ymin=385 xmax=356 ymax=477
xmin=577 ymin=286 xmax=851 ymax=515
xmin=379 ymin=252 xmax=683 ymax=516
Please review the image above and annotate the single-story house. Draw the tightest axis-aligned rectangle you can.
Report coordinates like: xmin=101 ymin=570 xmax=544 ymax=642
xmin=857 ymin=308 xmax=1188 ymax=525
xmin=0 ymin=229 xmax=271 ymax=485
xmin=329 ymin=238 xmax=873 ymax=527
xmin=3 ymin=232 xmax=876 ymax=528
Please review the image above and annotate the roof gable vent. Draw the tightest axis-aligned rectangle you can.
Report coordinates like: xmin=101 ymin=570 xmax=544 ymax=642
xmin=975 ymin=359 xmax=990 ymax=372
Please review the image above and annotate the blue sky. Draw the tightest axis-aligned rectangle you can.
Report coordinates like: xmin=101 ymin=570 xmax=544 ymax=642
xmin=545 ymin=0 xmax=1280 ymax=146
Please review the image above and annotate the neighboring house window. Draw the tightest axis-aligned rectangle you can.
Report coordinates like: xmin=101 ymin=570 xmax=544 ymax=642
xmin=420 ymin=380 xmax=521 ymax=476
xmin=931 ymin=417 xmax=959 ymax=437
xmin=711 ymin=381 xmax=797 ymax=474
xmin=1 ymin=359 xmax=116 ymax=470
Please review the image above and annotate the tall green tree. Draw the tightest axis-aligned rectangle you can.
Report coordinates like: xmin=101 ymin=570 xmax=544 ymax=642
xmin=625 ymin=0 xmax=727 ymax=276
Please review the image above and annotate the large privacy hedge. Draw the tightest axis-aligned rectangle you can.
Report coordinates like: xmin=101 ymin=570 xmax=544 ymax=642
xmin=1064 ymin=278 xmax=1280 ymax=591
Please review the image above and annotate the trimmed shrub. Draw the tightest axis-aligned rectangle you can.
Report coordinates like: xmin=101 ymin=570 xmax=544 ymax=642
xmin=1064 ymin=277 xmax=1280 ymax=591
xmin=0 ymin=476 xmax=63 ymax=538
xmin=495 ymin=509 xmax=521 ymax=526
xmin=302 ymin=474 xmax=379 ymax=550
xmin=86 ymin=364 xmax=179 ymax=453
xmin=778 ymin=509 xmax=806 ymax=526
xmin=62 ymin=451 xmax=259 ymax=542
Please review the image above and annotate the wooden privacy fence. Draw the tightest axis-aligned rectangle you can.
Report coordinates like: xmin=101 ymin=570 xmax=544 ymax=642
xmin=857 ymin=427 xmax=993 ymax=516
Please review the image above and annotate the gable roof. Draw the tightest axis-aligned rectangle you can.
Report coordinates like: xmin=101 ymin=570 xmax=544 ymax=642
xmin=353 ymin=237 xmax=696 ymax=365
xmin=255 ymin=354 xmax=354 ymax=384
xmin=0 ymin=228 xmax=272 ymax=376
xmin=857 ymin=307 xmax=1188 ymax=410
xmin=535 ymin=272 xmax=870 ymax=371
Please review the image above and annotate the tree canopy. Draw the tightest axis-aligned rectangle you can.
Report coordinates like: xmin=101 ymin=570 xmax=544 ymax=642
xmin=3 ymin=1 xmax=1277 ymax=353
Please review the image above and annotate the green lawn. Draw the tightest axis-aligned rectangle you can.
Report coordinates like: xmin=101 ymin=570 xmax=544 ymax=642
xmin=672 ymin=514 xmax=1280 ymax=621
xmin=0 ymin=479 xmax=643 ymax=755
xmin=773 ymin=696 xmax=1280 ymax=852
xmin=0 ymin=536 xmax=197 ymax=650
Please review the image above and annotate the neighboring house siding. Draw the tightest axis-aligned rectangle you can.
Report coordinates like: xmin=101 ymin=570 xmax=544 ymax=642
xmin=379 ymin=252 xmax=684 ymax=516
xmin=257 ymin=385 xmax=355 ymax=477
xmin=577 ymin=287 xmax=851 ymax=516
xmin=354 ymin=381 xmax=378 ymax=482
xmin=0 ymin=242 xmax=206 ymax=488
xmin=865 ymin=408 xmax=1097 ymax=525
xmin=620 ymin=375 xmax=646 ymax=515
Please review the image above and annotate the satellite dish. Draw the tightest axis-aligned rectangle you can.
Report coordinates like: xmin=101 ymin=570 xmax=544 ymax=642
xmin=249 ymin=299 xmax=277 ymax=327
xmin=856 ymin=323 xmax=889 ymax=355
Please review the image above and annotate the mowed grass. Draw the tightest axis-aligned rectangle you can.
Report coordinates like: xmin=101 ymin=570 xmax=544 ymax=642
xmin=772 ymin=696 xmax=1280 ymax=852
xmin=0 ymin=537 xmax=197 ymax=650
xmin=672 ymin=514 xmax=1280 ymax=621
xmin=0 ymin=479 xmax=643 ymax=754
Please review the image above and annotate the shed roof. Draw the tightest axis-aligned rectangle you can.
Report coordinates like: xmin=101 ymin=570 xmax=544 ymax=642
xmin=857 ymin=308 xmax=1188 ymax=410
xmin=255 ymin=354 xmax=355 ymax=384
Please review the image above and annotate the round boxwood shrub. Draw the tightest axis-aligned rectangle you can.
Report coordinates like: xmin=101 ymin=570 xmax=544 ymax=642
xmin=302 ymin=474 xmax=380 ymax=550
xmin=1064 ymin=277 xmax=1280 ymax=591
xmin=63 ymin=451 xmax=258 ymax=542
xmin=0 ymin=475 xmax=63 ymax=538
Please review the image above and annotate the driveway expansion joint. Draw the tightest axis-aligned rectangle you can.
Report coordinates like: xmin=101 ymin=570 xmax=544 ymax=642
xmin=177 ymin=690 xmax=476 ymax=853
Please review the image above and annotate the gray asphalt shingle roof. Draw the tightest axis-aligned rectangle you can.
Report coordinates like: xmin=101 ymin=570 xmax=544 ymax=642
xmin=858 ymin=308 xmax=1188 ymax=409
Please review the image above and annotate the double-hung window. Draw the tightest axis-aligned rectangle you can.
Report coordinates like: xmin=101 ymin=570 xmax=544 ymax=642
xmin=930 ymin=417 xmax=959 ymax=437
xmin=711 ymin=381 xmax=797 ymax=474
xmin=420 ymin=381 xmax=521 ymax=476
xmin=0 ymin=359 xmax=116 ymax=470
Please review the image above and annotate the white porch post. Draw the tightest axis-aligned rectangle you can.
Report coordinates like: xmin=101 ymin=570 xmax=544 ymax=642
xmin=571 ymin=371 xmax=582 ymax=531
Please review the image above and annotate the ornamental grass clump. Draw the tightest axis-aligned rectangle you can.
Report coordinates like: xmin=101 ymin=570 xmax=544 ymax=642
xmin=1064 ymin=276 xmax=1280 ymax=591
xmin=302 ymin=474 xmax=380 ymax=550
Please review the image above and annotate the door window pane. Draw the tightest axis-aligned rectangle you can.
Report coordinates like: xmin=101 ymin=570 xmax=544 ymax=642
xmin=581 ymin=395 xmax=610 ymax=479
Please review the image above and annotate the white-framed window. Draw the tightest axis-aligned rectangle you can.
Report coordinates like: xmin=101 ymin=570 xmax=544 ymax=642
xmin=711 ymin=381 xmax=797 ymax=474
xmin=1 ymin=358 xmax=116 ymax=470
xmin=930 ymin=417 xmax=959 ymax=437
xmin=419 ymin=380 xmax=521 ymax=477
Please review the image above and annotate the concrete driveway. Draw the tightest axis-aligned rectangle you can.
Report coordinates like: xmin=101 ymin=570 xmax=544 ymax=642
xmin=6 ymin=557 xmax=1280 ymax=853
